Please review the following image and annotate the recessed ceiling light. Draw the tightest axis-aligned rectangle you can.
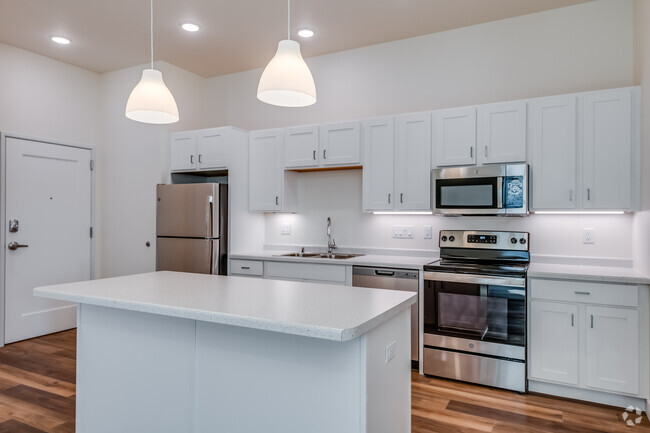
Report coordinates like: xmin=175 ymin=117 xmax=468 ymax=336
xmin=297 ymin=28 xmax=314 ymax=38
xmin=51 ymin=36 xmax=71 ymax=45
xmin=181 ymin=23 xmax=200 ymax=32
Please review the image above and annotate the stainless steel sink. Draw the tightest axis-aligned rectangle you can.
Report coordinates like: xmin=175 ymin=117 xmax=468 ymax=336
xmin=276 ymin=252 xmax=364 ymax=260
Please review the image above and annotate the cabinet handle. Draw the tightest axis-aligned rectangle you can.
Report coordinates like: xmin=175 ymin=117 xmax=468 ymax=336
xmin=400 ymin=193 xmax=404 ymax=204
xmin=275 ymin=196 xmax=279 ymax=206
xmin=569 ymin=189 xmax=573 ymax=202
xmin=190 ymin=155 xmax=194 ymax=164
xmin=484 ymin=146 xmax=488 ymax=158
xmin=587 ymin=188 xmax=591 ymax=201
xmin=574 ymin=291 xmax=590 ymax=295
xmin=388 ymin=193 xmax=391 ymax=204
xmin=591 ymin=314 xmax=594 ymax=328
xmin=323 ymin=149 xmax=327 ymax=159
xmin=241 ymin=266 xmax=250 ymax=270
xmin=198 ymin=154 xmax=202 ymax=163
xmin=470 ymin=147 xmax=473 ymax=158
xmin=571 ymin=313 xmax=574 ymax=327
xmin=313 ymin=150 xmax=316 ymax=160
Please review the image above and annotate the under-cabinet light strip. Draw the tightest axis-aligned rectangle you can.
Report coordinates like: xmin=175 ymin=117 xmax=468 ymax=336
xmin=373 ymin=211 xmax=433 ymax=215
xmin=533 ymin=211 xmax=626 ymax=215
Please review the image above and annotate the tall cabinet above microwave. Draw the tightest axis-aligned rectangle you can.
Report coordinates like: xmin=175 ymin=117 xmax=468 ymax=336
xmin=432 ymin=163 xmax=528 ymax=216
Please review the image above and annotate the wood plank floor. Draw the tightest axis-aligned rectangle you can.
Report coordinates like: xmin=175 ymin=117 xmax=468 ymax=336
xmin=0 ymin=329 xmax=646 ymax=432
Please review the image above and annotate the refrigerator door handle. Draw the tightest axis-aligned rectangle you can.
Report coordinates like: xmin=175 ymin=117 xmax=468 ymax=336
xmin=206 ymin=195 xmax=214 ymax=238
xmin=211 ymin=240 xmax=220 ymax=275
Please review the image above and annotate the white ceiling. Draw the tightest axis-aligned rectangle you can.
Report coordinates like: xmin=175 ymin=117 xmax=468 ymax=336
xmin=0 ymin=0 xmax=592 ymax=78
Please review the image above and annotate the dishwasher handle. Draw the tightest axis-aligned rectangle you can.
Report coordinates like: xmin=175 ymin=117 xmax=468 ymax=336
xmin=374 ymin=270 xmax=395 ymax=276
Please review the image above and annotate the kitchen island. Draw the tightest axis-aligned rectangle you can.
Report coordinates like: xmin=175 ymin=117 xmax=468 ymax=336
xmin=34 ymin=271 xmax=416 ymax=433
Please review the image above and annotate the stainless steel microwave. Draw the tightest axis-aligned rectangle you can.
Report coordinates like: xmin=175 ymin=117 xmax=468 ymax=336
xmin=432 ymin=164 xmax=528 ymax=216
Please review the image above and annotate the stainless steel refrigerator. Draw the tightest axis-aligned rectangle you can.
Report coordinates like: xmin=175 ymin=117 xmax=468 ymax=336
xmin=156 ymin=183 xmax=228 ymax=275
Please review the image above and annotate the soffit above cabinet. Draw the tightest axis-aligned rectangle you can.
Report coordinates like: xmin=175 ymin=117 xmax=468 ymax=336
xmin=0 ymin=0 xmax=592 ymax=77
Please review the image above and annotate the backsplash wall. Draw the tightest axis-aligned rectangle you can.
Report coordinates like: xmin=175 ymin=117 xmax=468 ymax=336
xmin=265 ymin=170 xmax=634 ymax=265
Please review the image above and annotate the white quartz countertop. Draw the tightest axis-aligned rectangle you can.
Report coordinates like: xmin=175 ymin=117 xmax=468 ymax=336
xmin=528 ymin=263 xmax=650 ymax=284
xmin=230 ymin=251 xmax=436 ymax=269
xmin=34 ymin=271 xmax=417 ymax=342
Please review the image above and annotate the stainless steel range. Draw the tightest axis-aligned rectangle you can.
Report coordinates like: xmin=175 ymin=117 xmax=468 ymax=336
xmin=423 ymin=230 xmax=529 ymax=392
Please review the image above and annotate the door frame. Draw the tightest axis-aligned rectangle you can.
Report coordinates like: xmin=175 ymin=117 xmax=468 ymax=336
xmin=0 ymin=132 xmax=95 ymax=347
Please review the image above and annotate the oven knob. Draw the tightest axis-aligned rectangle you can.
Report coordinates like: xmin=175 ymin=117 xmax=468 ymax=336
xmin=510 ymin=237 xmax=517 ymax=244
xmin=448 ymin=236 xmax=455 ymax=242
xmin=519 ymin=238 xmax=527 ymax=245
xmin=441 ymin=236 xmax=448 ymax=242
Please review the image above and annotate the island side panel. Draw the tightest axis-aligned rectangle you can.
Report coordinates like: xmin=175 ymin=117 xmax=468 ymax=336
xmin=195 ymin=321 xmax=363 ymax=433
xmin=76 ymin=304 xmax=196 ymax=433
xmin=363 ymin=308 xmax=411 ymax=433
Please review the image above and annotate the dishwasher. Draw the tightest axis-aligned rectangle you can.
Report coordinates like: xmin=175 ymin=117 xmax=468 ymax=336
xmin=352 ymin=266 xmax=419 ymax=366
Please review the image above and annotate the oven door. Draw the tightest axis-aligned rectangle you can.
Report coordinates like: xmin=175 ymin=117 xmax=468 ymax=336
xmin=423 ymin=272 xmax=526 ymax=348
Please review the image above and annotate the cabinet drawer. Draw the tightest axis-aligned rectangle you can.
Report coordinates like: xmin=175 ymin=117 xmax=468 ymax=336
xmin=529 ymin=278 xmax=637 ymax=307
xmin=265 ymin=261 xmax=347 ymax=283
xmin=231 ymin=260 xmax=263 ymax=276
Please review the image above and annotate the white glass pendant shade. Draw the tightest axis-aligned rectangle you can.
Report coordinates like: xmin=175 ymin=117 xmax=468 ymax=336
xmin=257 ymin=40 xmax=316 ymax=107
xmin=125 ymin=69 xmax=179 ymax=124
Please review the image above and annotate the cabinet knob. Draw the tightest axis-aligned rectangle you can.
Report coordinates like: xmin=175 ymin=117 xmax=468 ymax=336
xmin=313 ymin=150 xmax=316 ymax=160
xmin=400 ymin=193 xmax=404 ymax=204
xmin=388 ymin=193 xmax=391 ymax=204
xmin=323 ymin=149 xmax=327 ymax=159
xmin=275 ymin=196 xmax=279 ymax=206
xmin=484 ymin=146 xmax=488 ymax=158
xmin=190 ymin=155 xmax=194 ymax=164
xmin=470 ymin=147 xmax=473 ymax=158
xmin=198 ymin=154 xmax=202 ymax=163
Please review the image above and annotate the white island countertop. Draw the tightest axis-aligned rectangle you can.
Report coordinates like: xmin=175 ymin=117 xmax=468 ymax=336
xmin=34 ymin=271 xmax=416 ymax=342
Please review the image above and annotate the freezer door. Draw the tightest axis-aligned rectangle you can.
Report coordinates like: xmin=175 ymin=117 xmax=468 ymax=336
xmin=156 ymin=183 xmax=222 ymax=238
xmin=156 ymin=238 xmax=220 ymax=274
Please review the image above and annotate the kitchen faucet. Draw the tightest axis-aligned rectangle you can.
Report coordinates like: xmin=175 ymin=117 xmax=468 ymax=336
xmin=327 ymin=217 xmax=336 ymax=254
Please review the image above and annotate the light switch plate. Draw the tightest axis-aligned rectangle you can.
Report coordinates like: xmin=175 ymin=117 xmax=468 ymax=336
xmin=392 ymin=225 xmax=413 ymax=239
xmin=281 ymin=223 xmax=291 ymax=235
xmin=424 ymin=225 xmax=432 ymax=239
xmin=385 ymin=340 xmax=396 ymax=364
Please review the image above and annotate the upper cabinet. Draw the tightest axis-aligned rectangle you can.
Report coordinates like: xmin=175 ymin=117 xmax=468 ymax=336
xmin=434 ymin=107 xmax=477 ymax=167
xmin=478 ymin=101 xmax=526 ymax=164
xmin=249 ymin=129 xmax=296 ymax=212
xmin=362 ymin=113 xmax=431 ymax=212
xmin=284 ymin=121 xmax=361 ymax=169
xmin=582 ymin=90 xmax=633 ymax=210
xmin=171 ymin=127 xmax=236 ymax=172
xmin=530 ymin=96 xmax=578 ymax=210
xmin=531 ymin=88 xmax=638 ymax=211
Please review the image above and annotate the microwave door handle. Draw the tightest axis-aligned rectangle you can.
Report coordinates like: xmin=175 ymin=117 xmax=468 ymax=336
xmin=497 ymin=177 xmax=504 ymax=209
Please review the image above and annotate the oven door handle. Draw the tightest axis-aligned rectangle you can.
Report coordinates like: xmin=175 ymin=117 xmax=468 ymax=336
xmin=424 ymin=271 xmax=525 ymax=288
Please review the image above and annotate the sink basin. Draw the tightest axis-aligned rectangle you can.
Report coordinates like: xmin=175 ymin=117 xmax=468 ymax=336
xmin=276 ymin=252 xmax=321 ymax=258
xmin=275 ymin=252 xmax=364 ymax=260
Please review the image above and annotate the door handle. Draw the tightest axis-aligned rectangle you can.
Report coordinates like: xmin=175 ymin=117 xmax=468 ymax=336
xmin=190 ymin=155 xmax=194 ymax=164
xmin=388 ymin=193 xmax=391 ymax=204
xmin=470 ymin=147 xmax=473 ymax=158
xmin=313 ymin=150 xmax=316 ymax=160
xmin=198 ymin=154 xmax=202 ymax=164
xmin=8 ymin=242 xmax=28 ymax=250
xmin=323 ymin=149 xmax=327 ymax=159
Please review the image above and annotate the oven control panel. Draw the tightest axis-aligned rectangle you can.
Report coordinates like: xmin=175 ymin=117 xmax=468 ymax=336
xmin=439 ymin=230 xmax=529 ymax=251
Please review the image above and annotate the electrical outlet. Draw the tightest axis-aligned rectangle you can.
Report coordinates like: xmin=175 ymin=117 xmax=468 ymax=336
xmin=424 ymin=225 xmax=432 ymax=239
xmin=281 ymin=223 xmax=291 ymax=235
xmin=583 ymin=228 xmax=595 ymax=244
xmin=392 ymin=225 xmax=413 ymax=239
xmin=385 ymin=340 xmax=396 ymax=364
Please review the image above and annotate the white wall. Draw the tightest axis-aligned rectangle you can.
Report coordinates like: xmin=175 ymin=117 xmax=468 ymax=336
xmin=205 ymin=0 xmax=637 ymax=264
xmin=96 ymin=61 xmax=206 ymax=278
xmin=633 ymin=0 xmax=650 ymax=274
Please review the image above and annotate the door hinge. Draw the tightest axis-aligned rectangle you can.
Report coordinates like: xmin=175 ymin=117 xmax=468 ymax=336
xmin=90 ymin=160 xmax=95 ymax=171
xmin=90 ymin=227 xmax=93 ymax=238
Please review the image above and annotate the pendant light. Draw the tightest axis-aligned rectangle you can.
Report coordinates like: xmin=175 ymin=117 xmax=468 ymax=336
xmin=257 ymin=0 xmax=316 ymax=107
xmin=125 ymin=0 xmax=179 ymax=124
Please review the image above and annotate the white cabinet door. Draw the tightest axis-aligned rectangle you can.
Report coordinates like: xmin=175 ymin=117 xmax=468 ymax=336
xmin=284 ymin=125 xmax=319 ymax=168
xmin=582 ymin=90 xmax=632 ymax=210
xmin=395 ymin=112 xmax=431 ymax=210
xmin=479 ymin=101 xmax=526 ymax=164
xmin=530 ymin=96 xmax=577 ymax=210
xmin=362 ymin=118 xmax=395 ymax=211
xmin=249 ymin=129 xmax=283 ymax=212
xmin=434 ymin=107 xmax=476 ymax=167
xmin=529 ymin=301 xmax=579 ymax=385
xmin=585 ymin=306 xmax=639 ymax=395
xmin=171 ymin=132 xmax=197 ymax=172
xmin=320 ymin=121 xmax=361 ymax=167
xmin=197 ymin=128 xmax=228 ymax=170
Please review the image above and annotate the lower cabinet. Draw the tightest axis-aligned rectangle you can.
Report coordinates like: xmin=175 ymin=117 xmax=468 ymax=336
xmin=230 ymin=259 xmax=350 ymax=285
xmin=529 ymin=278 xmax=643 ymax=400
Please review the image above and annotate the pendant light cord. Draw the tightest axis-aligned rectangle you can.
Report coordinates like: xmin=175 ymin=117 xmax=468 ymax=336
xmin=150 ymin=0 xmax=154 ymax=69
xmin=287 ymin=0 xmax=290 ymax=40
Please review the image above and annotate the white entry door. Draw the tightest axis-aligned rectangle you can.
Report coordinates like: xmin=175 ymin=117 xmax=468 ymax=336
xmin=5 ymin=137 xmax=92 ymax=343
